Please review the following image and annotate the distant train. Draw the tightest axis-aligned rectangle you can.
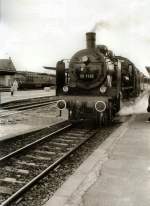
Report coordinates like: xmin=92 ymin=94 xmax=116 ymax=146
xmin=55 ymin=32 xmax=149 ymax=125
xmin=14 ymin=71 xmax=55 ymax=90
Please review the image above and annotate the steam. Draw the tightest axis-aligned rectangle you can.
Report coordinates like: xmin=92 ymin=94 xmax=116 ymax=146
xmin=91 ymin=21 xmax=111 ymax=32
xmin=1 ymin=0 xmax=150 ymax=73
xmin=90 ymin=18 xmax=150 ymax=76
xmin=119 ymin=94 xmax=149 ymax=116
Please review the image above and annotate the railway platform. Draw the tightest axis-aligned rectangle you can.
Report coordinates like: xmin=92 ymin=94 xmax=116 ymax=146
xmin=0 ymin=89 xmax=55 ymax=104
xmin=45 ymin=112 xmax=150 ymax=206
xmin=0 ymin=89 xmax=67 ymax=141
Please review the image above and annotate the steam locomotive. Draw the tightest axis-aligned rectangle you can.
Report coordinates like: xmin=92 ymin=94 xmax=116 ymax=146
xmin=56 ymin=32 xmax=148 ymax=125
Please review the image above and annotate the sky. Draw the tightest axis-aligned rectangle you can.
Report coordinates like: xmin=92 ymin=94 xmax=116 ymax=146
xmin=0 ymin=0 xmax=150 ymax=75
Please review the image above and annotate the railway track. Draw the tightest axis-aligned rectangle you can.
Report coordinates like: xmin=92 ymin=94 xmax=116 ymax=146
xmin=2 ymin=97 xmax=58 ymax=110
xmin=0 ymin=98 xmax=58 ymax=118
xmin=0 ymin=120 xmax=72 ymax=158
xmin=0 ymin=122 xmax=97 ymax=206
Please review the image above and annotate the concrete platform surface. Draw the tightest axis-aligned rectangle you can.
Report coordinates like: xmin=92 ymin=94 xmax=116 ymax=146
xmin=45 ymin=113 xmax=150 ymax=206
xmin=0 ymin=89 xmax=67 ymax=141
xmin=0 ymin=89 xmax=55 ymax=104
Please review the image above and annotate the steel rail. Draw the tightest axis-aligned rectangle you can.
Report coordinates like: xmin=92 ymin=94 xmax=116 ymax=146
xmin=15 ymin=100 xmax=57 ymax=111
xmin=2 ymin=99 xmax=57 ymax=110
xmin=0 ymin=100 xmax=58 ymax=118
xmin=0 ymin=128 xmax=97 ymax=206
xmin=0 ymin=123 xmax=72 ymax=162
xmin=1 ymin=95 xmax=56 ymax=108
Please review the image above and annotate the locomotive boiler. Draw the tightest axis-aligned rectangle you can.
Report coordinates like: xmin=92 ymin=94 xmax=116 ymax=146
xmin=56 ymin=32 xmax=122 ymax=125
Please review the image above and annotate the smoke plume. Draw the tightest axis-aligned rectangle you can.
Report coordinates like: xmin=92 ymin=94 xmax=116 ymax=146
xmin=91 ymin=21 xmax=111 ymax=32
xmin=119 ymin=94 xmax=149 ymax=116
xmin=90 ymin=17 xmax=150 ymax=76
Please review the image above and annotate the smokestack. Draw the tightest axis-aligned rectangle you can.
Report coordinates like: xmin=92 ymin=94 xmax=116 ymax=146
xmin=86 ymin=32 xmax=96 ymax=49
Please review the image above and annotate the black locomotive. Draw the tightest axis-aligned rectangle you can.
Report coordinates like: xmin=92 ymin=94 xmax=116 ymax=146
xmin=56 ymin=32 xmax=147 ymax=125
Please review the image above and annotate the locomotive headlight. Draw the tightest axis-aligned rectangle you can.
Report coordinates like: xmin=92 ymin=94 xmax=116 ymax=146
xmin=95 ymin=101 xmax=106 ymax=112
xmin=57 ymin=100 xmax=66 ymax=110
xmin=100 ymin=85 xmax=107 ymax=93
xmin=63 ymin=86 xmax=69 ymax=93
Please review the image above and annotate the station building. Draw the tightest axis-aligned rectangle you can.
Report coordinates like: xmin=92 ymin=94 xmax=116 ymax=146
xmin=0 ymin=58 xmax=56 ymax=90
xmin=0 ymin=58 xmax=16 ymax=89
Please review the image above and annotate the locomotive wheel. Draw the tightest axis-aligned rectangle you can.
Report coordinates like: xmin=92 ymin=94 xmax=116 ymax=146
xmin=117 ymin=94 xmax=121 ymax=111
xmin=69 ymin=106 xmax=80 ymax=121
xmin=68 ymin=109 xmax=71 ymax=119
xmin=96 ymin=112 xmax=102 ymax=127
xmin=96 ymin=112 xmax=108 ymax=127
xmin=102 ymin=111 xmax=109 ymax=126
xmin=107 ymin=108 xmax=113 ymax=125
xmin=69 ymin=110 xmax=76 ymax=120
xmin=113 ymin=95 xmax=121 ymax=113
xmin=107 ymin=103 xmax=113 ymax=125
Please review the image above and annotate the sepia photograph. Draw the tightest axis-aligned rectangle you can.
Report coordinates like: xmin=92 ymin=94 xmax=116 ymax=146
xmin=0 ymin=0 xmax=150 ymax=205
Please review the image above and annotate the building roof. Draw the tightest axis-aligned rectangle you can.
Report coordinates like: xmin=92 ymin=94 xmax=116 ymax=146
xmin=146 ymin=66 xmax=150 ymax=76
xmin=0 ymin=58 xmax=16 ymax=74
